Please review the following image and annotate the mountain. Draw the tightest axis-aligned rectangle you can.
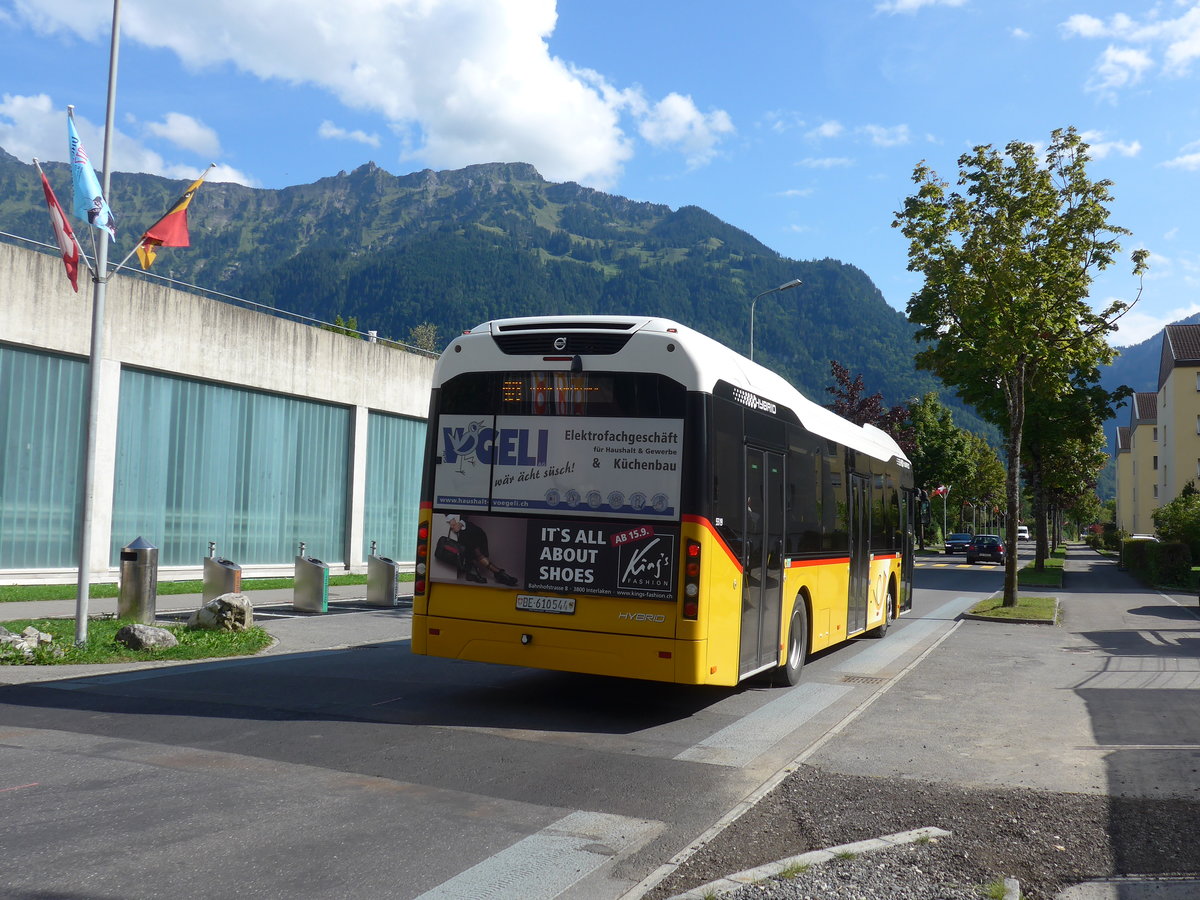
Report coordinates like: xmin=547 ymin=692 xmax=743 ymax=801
xmin=1 ymin=148 xmax=992 ymax=436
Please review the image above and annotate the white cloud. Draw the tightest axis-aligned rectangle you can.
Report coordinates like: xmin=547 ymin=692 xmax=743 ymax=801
xmin=1163 ymin=151 xmax=1200 ymax=170
xmin=0 ymin=92 xmax=257 ymax=185
xmin=876 ymin=0 xmax=965 ymax=14
xmin=1062 ymin=4 xmax=1200 ymax=94
xmin=1088 ymin=45 xmax=1154 ymax=94
xmin=143 ymin=112 xmax=222 ymax=157
xmin=1079 ymin=130 xmax=1141 ymax=159
xmin=318 ymin=120 xmax=381 ymax=148
xmin=1111 ymin=301 xmax=1200 ymax=346
xmin=8 ymin=0 xmax=732 ymax=188
xmin=778 ymin=188 xmax=814 ymax=198
xmin=806 ymin=120 xmax=844 ymax=140
xmin=1010 ymin=27 xmax=1031 ymax=40
xmin=796 ymin=157 xmax=853 ymax=168
xmin=635 ymin=92 xmax=735 ymax=168
xmin=861 ymin=123 xmax=911 ymax=147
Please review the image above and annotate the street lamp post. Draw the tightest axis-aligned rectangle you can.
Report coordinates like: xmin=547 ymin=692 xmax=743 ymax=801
xmin=749 ymin=278 xmax=803 ymax=361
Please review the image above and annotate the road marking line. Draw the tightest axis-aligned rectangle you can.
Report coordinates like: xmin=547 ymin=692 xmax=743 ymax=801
xmin=674 ymin=682 xmax=852 ymax=767
xmin=413 ymin=810 xmax=660 ymax=900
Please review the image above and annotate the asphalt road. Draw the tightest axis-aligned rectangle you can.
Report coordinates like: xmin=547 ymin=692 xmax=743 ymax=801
xmin=2 ymin=546 xmax=1195 ymax=899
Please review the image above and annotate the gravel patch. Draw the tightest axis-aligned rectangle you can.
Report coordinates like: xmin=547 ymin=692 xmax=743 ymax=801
xmin=646 ymin=764 xmax=1200 ymax=900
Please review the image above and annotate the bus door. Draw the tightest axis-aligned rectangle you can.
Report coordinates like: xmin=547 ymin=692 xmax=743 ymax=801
xmin=740 ymin=448 xmax=785 ymax=678
xmin=847 ymin=473 xmax=870 ymax=633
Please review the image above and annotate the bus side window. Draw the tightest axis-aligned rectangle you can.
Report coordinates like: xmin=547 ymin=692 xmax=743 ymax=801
xmin=712 ymin=397 xmax=744 ymax=553
xmin=786 ymin=426 xmax=823 ymax=553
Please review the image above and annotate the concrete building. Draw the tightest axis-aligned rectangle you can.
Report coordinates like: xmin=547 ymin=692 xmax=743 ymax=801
xmin=1115 ymin=425 xmax=1132 ymax=534
xmin=1127 ymin=391 xmax=1159 ymax=535
xmin=1112 ymin=324 xmax=1200 ymax=536
xmin=0 ymin=238 xmax=434 ymax=584
xmin=1156 ymin=325 xmax=1200 ymax=505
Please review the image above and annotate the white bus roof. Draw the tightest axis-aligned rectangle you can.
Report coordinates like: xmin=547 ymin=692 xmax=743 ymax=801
xmin=439 ymin=315 xmax=910 ymax=468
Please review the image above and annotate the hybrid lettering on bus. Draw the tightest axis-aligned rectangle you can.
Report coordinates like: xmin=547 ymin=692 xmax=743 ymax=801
xmin=411 ymin=316 xmax=915 ymax=686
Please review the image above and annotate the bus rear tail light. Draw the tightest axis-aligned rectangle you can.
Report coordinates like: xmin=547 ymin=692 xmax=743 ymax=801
xmin=682 ymin=539 xmax=701 ymax=619
xmin=414 ymin=521 xmax=430 ymax=596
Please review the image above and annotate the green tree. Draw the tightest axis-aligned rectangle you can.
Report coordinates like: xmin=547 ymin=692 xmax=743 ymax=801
xmin=1153 ymin=485 xmax=1200 ymax=558
xmin=894 ymin=126 xmax=1147 ymax=605
xmin=407 ymin=322 xmax=440 ymax=352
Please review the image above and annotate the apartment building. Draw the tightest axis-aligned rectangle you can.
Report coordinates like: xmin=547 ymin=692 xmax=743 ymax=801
xmin=1115 ymin=324 xmax=1200 ymax=534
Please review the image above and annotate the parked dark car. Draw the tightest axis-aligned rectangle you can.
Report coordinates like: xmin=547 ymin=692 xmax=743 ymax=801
xmin=944 ymin=532 xmax=974 ymax=554
xmin=966 ymin=534 xmax=1005 ymax=565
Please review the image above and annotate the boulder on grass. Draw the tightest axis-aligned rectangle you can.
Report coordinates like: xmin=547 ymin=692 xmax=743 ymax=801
xmin=115 ymin=623 xmax=179 ymax=651
xmin=186 ymin=593 xmax=254 ymax=631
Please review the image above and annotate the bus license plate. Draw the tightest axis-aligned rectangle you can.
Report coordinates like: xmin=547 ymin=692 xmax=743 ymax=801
xmin=516 ymin=594 xmax=576 ymax=615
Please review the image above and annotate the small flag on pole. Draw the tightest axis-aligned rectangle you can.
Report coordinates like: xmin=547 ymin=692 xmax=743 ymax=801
xmin=932 ymin=485 xmax=949 ymax=497
xmin=136 ymin=165 xmax=213 ymax=270
xmin=35 ymin=159 xmax=81 ymax=292
xmin=68 ymin=112 xmax=116 ymax=239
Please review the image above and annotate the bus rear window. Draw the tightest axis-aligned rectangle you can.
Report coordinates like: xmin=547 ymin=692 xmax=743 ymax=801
xmin=440 ymin=372 xmax=686 ymax=418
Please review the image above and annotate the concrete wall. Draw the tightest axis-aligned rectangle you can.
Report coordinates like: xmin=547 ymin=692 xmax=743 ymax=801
xmin=0 ymin=240 xmax=435 ymax=583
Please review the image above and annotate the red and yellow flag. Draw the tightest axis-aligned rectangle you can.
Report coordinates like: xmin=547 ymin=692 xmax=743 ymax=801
xmin=136 ymin=167 xmax=212 ymax=270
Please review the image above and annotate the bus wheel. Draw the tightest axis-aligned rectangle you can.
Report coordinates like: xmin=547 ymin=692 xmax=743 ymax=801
xmin=867 ymin=584 xmax=895 ymax=639
xmin=779 ymin=600 xmax=808 ymax=686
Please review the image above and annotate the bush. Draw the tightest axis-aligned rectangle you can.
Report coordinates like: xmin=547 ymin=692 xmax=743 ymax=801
xmin=1157 ymin=542 xmax=1193 ymax=587
xmin=1121 ymin=539 xmax=1193 ymax=588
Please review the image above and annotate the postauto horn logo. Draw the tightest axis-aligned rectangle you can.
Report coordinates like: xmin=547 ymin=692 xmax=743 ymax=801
xmin=443 ymin=420 xmax=550 ymax=466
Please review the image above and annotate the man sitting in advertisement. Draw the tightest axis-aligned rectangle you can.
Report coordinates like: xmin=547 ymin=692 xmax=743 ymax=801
xmin=445 ymin=514 xmax=519 ymax=586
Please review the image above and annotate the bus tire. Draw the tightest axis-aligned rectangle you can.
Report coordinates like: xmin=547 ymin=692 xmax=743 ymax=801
xmin=778 ymin=599 xmax=808 ymax=686
xmin=867 ymin=582 xmax=895 ymax=639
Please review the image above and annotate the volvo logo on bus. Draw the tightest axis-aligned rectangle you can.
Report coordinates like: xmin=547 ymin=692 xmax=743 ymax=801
xmin=554 ymin=336 xmax=567 ymax=350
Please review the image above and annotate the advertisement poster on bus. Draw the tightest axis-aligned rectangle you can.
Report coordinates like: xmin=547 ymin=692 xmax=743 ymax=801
xmin=429 ymin=512 xmax=679 ymax=600
xmin=434 ymin=414 xmax=684 ymax=520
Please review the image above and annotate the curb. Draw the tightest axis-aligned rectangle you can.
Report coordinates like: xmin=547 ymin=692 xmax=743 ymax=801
xmin=665 ymin=827 xmax=952 ymax=900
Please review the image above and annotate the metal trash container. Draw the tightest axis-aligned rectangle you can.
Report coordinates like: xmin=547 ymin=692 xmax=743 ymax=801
xmin=203 ymin=553 xmax=242 ymax=603
xmin=294 ymin=554 xmax=329 ymax=613
xmin=118 ymin=536 xmax=159 ymax=624
xmin=367 ymin=553 xmax=399 ymax=607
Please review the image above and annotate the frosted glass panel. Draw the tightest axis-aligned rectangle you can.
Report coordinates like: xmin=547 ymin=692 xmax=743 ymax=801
xmin=363 ymin=412 xmax=426 ymax=562
xmin=0 ymin=345 xmax=87 ymax=568
xmin=111 ymin=370 xmax=350 ymax=566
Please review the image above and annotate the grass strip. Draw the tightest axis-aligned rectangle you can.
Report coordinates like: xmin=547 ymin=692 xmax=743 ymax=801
xmin=967 ymin=595 xmax=1058 ymax=622
xmin=0 ymin=617 xmax=272 ymax=665
xmin=0 ymin=572 xmax=411 ymax=603
xmin=1018 ymin=556 xmax=1063 ymax=588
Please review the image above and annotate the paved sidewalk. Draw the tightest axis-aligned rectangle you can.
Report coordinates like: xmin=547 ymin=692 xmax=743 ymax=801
xmin=664 ymin=545 xmax=1200 ymax=900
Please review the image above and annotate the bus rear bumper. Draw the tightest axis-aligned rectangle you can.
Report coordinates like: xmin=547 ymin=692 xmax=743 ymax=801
xmin=412 ymin=614 xmax=731 ymax=685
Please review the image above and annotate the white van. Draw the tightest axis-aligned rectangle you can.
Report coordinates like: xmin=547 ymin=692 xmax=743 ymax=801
xmin=1016 ymin=525 xmax=1030 ymax=541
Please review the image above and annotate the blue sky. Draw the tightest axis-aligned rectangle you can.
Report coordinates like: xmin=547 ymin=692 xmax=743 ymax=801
xmin=2 ymin=0 xmax=1198 ymax=346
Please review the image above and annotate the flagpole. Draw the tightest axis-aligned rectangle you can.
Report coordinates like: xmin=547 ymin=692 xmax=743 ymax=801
xmin=74 ymin=0 xmax=122 ymax=645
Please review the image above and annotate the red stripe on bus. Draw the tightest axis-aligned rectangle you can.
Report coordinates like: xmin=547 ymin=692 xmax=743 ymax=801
xmin=788 ymin=557 xmax=850 ymax=568
xmin=873 ymin=553 xmax=899 ymax=561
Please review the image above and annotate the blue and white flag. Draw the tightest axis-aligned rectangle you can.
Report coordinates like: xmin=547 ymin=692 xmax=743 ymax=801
xmin=68 ymin=114 xmax=116 ymax=239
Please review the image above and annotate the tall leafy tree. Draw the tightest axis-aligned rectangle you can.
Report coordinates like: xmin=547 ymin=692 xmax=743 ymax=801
xmin=894 ymin=126 xmax=1147 ymax=605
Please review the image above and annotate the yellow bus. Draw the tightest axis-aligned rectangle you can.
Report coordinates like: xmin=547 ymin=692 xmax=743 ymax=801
xmin=411 ymin=316 xmax=914 ymax=686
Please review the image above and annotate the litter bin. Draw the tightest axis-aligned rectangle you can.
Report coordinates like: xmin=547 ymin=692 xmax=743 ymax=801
xmin=294 ymin=554 xmax=329 ymax=613
xmin=203 ymin=554 xmax=242 ymax=603
xmin=367 ymin=553 xmax=399 ymax=607
xmin=118 ymin=536 xmax=159 ymax=624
